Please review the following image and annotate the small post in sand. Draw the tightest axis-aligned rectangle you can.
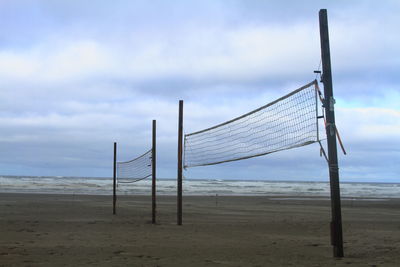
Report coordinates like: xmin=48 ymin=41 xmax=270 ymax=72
xmin=113 ymin=142 xmax=117 ymax=215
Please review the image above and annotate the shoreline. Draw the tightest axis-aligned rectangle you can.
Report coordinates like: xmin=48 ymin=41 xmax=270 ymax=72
xmin=1 ymin=193 xmax=399 ymax=266
xmin=1 ymin=191 xmax=398 ymax=201
xmin=2 ymin=176 xmax=400 ymax=199
xmin=2 ymin=175 xmax=400 ymax=184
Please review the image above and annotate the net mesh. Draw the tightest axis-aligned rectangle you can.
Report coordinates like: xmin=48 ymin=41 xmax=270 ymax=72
xmin=184 ymin=80 xmax=319 ymax=168
xmin=117 ymin=149 xmax=152 ymax=183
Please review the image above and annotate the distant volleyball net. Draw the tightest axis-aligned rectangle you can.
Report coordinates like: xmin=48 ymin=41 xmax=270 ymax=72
xmin=113 ymin=120 xmax=157 ymax=223
xmin=116 ymin=149 xmax=153 ymax=184
xmin=183 ymin=80 xmax=319 ymax=168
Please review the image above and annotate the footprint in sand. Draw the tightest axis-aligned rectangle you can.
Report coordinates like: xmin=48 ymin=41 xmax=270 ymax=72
xmin=113 ymin=250 xmax=125 ymax=255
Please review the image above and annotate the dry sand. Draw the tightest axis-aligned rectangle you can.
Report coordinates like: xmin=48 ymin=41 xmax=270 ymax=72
xmin=1 ymin=193 xmax=399 ymax=266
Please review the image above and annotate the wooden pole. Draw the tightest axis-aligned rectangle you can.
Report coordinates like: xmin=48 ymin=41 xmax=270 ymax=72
xmin=152 ymin=120 xmax=157 ymax=224
xmin=177 ymin=100 xmax=183 ymax=225
xmin=319 ymin=9 xmax=344 ymax=258
xmin=113 ymin=142 xmax=117 ymax=215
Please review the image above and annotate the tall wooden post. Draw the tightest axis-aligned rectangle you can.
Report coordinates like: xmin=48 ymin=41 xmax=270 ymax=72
xmin=113 ymin=142 xmax=117 ymax=215
xmin=177 ymin=100 xmax=183 ymax=225
xmin=319 ymin=9 xmax=344 ymax=258
xmin=152 ymin=120 xmax=157 ymax=224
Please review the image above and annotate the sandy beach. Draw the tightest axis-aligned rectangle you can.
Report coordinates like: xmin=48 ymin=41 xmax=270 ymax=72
xmin=1 ymin=193 xmax=399 ymax=266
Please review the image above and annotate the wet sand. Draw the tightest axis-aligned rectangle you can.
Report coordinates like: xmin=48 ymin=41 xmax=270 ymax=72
xmin=1 ymin=193 xmax=399 ymax=266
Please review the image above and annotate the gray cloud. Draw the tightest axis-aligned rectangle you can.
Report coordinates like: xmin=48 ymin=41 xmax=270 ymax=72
xmin=0 ymin=1 xmax=399 ymax=181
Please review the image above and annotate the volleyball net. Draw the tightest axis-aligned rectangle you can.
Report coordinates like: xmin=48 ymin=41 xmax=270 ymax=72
xmin=116 ymin=149 xmax=153 ymax=184
xmin=183 ymin=80 xmax=320 ymax=168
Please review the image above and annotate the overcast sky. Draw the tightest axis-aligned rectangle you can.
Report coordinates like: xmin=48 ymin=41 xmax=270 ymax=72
xmin=0 ymin=0 xmax=399 ymax=182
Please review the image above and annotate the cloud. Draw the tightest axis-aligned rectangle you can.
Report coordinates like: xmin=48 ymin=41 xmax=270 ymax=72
xmin=336 ymin=107 xmax=400 ymax=143
xmin=0 ymin=40 xmax=111 ymax=83
xmin=0 ymin=0 xmax=399 ymax=181
xmin=1 ymin=1 xmax=399 ymax=98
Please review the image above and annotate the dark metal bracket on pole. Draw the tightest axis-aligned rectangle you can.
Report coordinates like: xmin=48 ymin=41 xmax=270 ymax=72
xmin=319 ymin=9 xmax=344 ymax=258
xmin=177 ymin=100 xmax=183 ymax=225
xmin=152 ymin=120 xmax=157 ymax=224
xmin=113 ymin=142 xmax=117 ymax=215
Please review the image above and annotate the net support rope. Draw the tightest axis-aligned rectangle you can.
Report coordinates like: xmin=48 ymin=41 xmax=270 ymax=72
xmin=184 ymin=80 xmax=320 ymax=168
xmin=116 ymin=149 xmax=152 ymax=184
xmin=314 ymin=82 xmax=347 ymax=155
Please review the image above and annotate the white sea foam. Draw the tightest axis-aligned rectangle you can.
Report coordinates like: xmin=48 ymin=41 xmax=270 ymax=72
xmin=0 ymin=176 xmax=399 ymax=198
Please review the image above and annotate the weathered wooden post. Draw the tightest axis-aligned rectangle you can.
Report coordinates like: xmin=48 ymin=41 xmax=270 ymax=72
xmin=177 ymin=100 xmax=183 ymax=225
xmin=113 ymin=142 xmax=117 ymax=215
xmin=319 ymin=8 xmax=344 ymax=258
xmin=152 ymin=120 xmax=157 ymax=224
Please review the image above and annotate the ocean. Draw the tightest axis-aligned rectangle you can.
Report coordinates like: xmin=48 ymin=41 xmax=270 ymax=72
xmin=0 ymin=175 xmax=399 ymax=199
